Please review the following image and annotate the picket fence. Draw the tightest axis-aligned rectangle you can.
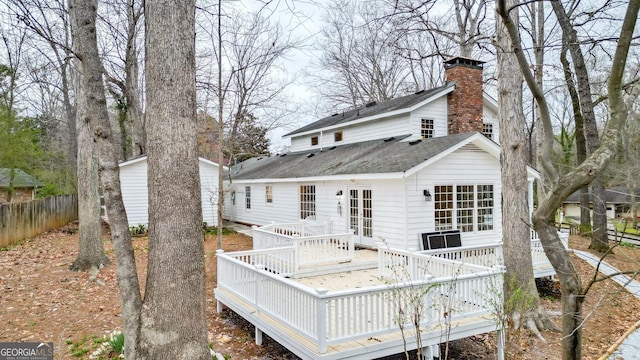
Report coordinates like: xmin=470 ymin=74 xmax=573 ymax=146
xmin=0 ymin=194 xmax=78 ymax=247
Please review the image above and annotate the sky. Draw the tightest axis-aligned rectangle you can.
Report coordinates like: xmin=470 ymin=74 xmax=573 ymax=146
xmin=233 ymin=0 xmax=324 ymax=151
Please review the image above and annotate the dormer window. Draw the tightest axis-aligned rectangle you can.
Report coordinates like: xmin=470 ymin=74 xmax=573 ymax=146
xmin=421 ymin=118 xmax=434 ymax=139
xmin=334 ymin=131 xmax=343 ymax=142
xmin=311 ymin=136 xmax=319 ymax=146
xmin=482 ymin=123 xmax=493 ymax=140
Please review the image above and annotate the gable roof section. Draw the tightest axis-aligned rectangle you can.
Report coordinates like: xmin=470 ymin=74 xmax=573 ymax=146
xmin=119 ymin=155 xmax=226 ymax=170
xmin=285 ymin=83 xmax=455 ymax=137
xmin=0 ymin=168 xmax=43 ymax=188
xmin=564 ymin=187 xmax=640 ymax=204
xmin=230 ymin=132 xmax=499 ymax=182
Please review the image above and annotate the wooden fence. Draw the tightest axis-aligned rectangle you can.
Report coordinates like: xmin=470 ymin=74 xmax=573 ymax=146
xmin=0 ymin=194 xmax=78 ymax=248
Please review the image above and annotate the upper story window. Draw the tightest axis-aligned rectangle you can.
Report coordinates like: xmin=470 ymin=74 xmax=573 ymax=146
xmin=245 ymin=186 xmax=251 ymax=209
xmin=265 ymin=184 xmax=273 ymax=204
xmin=482 ymin=123 xmax=493 ymax=140
xmin=300 ymin=185 xmax=316 ymax=219
xmin=434 ymin=184 xmax=494 ymax=232
xmin=421 ymin=118 xmax=434 ymax=139
xmin=334 ymin=131 xmax=343 ymax=142
xmin=311 ymin=136 xmax=319 ymax=146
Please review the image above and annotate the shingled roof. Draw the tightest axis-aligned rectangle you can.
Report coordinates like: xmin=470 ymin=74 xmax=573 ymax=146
xmin=564 ymin=187 xmax=640 ymax=204
xmin=285 ymin=83 xmax=455 ymax=137
xmin=229 ymin=132 xmax=496 ymax=181
xmin=0 ymin=168 xmax=43 ymax=188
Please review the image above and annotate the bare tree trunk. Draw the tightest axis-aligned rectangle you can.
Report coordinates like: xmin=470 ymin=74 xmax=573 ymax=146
xmin=496 ymin=0 xmax=555 ymax=338
xmin=550 ymin=1 xmax=609 ymax=252
xmin=69 ymin=44 xmax=109 ymax=272
xmin=139 ymin=0 xmax=210 ymax=358
xmin=558 ymin=42 xmax=591 ymax=231
xmin=498 ymin=1 xmax=639 ymax=358
xmin=124 ymin=0 xmax=145 ymax=158
xmin=68 ymin=1 xmax=142 ymax=358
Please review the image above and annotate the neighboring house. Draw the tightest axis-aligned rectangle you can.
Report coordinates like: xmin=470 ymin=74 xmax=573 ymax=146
xmin=0 ymin=168 xmax=43 ymax=202
xmin=224 ymin=57 xmax=538 ymax=250
xmin=563 ymin=187 xmax=640 ymax=220
xmin=119 ymin=156 xmax=222 ymax=227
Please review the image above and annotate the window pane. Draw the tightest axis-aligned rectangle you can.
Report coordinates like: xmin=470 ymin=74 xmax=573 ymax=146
xmin=245 ymin=186 xmax=251 ymax=209
xmin=421 ymin=118 xmax=434 ymax=138
xmin=300 ymin=185 xmax=316 ymax=219
xmin=265 ymin=185 xmax=273 ymax=204
xmin=434 ymin=185 xmax=453 ymax=230
xmin=363 ymin=189 xmax=373 ymax=238
xmin=477 ymin=185 xmax=494 ymax=230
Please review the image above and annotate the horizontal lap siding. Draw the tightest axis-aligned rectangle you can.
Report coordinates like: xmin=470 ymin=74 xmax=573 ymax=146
xmin=120 ymin=158 xmax=220 ymax=227
xmin=411 ymin=97 xmax=448 ymax=138
xmin=120 ymin=160 xmax=149 ymax=227
xmin=483 ymin=105 xmax=500 ymax=143
xmin=364 ymin=179 xmax=406 ymax=249
xmin=405 ymin=146 xmax=502 ymax=249
xmin=289 ymin=116 xmax=411 ymax=152
xmin=199 ymin=162 xmax=219 ymax=226
xmin=228 ymin=182 xmax=299 ymax=226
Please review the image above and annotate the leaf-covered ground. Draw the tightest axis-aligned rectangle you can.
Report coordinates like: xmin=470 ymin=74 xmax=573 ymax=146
xmin=1 ymin=225 xmax=639 ymax=359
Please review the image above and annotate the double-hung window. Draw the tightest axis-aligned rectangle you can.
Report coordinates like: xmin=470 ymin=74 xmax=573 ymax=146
xmin=421 ymin=118 xmax=434 ymax=139
xmin=265 ymin=185 xmax=273 ymax=205
xmin=245 ymin=186 xmax=251 ymax=209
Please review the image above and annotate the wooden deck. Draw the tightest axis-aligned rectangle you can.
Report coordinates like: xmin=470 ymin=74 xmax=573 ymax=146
xmin=214 ymin=224 xmax=567 ymax=359
xmin=215 ymin=247 xmax=505 ymax=360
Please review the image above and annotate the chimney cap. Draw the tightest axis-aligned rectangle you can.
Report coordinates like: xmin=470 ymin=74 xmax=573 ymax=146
xmin=444 ymin=56 xmax=485 ymax=70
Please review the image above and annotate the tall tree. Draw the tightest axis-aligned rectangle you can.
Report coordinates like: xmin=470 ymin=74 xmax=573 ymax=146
xmin=551 ymin=1 xmax=609 ymax=252
xmin=495 ymin=0 xmax=555 ymax=343
xmin=100 ymin=0 xmax=145 ymax=160
xmin=497 ymin=1 xmax=639 ymax=359
xmin=68 ymin=0 xmax=140 ymax=357
xmin=140 ymin=0 xmax=210 ymax=358
xmin=8 ymin=0 xmax=78 ymax=173
xmin=67 ymin=0 xmax=110 ymax=272
xmin=196 ymin=1 xmax=295 ymax=248
xmin=69 ymin=64 xmax=109 ymax=271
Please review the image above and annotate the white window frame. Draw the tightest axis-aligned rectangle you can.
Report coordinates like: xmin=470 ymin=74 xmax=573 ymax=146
xmin=421 ymin=118 xmax=434 ymax=139
xmin=482 ymin=123 xmax=493 ymax=140
xmin=434 ymin=184 xmax=494 ymax=232
xmin=300 ymin=184 xmax=316 ymax=219
xmin=265 ymin=184 xmax=273 ymax=205
xmin=245 ymin=186 xmax=251 ymax=210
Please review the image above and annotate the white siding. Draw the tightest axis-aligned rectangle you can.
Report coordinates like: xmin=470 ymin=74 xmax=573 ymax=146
xmin=227 ymin=148 xmax=504 ymax=249
xmin=119 ymin=157 xmax=220 ymax=227
xmin=483 ymin=105 xmax=500 ymax=144
xmin=289 ymin=115 xmax=412 ymax=152
xmin=119 ymin=159 xmax=149 ymax=227
xmin=199 ymin=161 xmax=219 ymax=226
xmin=410 ymin=96 xmax=448 ymax=140
xmin=405 ymin=145 xmax=503 ymax=249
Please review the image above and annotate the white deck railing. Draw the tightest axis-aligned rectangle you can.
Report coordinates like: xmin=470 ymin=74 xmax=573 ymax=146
xmin=378 ymin=247 xmax=499 ymax=281
xmin=418 ymin=244 xmax=503 ymax=268
xmin=252 ymin=222 xmax=355 ymax=268
xmin=216 ymin=248 xmax=503 ymax=354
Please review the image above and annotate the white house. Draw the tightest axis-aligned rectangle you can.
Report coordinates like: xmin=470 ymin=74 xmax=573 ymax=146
xmin=119 ymin=156 xmax=222 ymax=227
xmin=223 ymin=57 xmax=538 ymax=250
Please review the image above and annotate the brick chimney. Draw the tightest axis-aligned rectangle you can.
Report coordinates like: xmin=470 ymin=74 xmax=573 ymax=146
xmin=445 ymin=57 xmax=485 ymax=135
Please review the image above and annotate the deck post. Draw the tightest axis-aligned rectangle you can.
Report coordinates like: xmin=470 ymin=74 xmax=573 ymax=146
xmin=255 ymin=264 xmax=264 ymax=313
xmin=255 ymin=327 xmax=263 ymax=346
xmin=497 ymin=328 xmax=505 ymax=360
xmin=316 ymin=288 xmax=328 ymax=354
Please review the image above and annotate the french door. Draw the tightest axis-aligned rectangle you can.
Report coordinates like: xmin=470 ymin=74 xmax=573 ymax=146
xmin=348 ymin=187 xmax=373 ymax=247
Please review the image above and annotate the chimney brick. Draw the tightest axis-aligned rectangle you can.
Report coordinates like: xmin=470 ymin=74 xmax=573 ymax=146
xmin=445 ymin=57 xmax=484 ymax=135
